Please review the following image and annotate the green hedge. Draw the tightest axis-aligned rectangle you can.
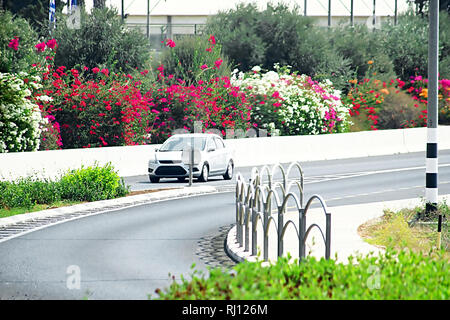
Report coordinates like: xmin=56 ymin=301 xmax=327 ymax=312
xmin=0 ymin=163 xmax=129 ymax=210
xmin=155 ymin=249 xmax=449 ymax=300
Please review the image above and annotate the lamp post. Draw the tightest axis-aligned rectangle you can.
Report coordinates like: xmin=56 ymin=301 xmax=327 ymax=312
xmin=350 ymin=0 xmax=354 ymax=26
xmin=146 ymin=0 xmax=150 ymax=39
xmin=121 ymin=0 xmax=124 ymax=21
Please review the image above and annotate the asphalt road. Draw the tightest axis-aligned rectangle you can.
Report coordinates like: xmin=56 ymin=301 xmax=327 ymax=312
xmin=0 ymin=150 xmax=449 ymax=300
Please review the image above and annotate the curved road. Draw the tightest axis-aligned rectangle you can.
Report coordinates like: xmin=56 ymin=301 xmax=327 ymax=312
xmin=0 ymin=150 xmax=449 ymax=299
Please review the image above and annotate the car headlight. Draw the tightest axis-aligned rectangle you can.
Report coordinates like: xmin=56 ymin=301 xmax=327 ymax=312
xmin=148 ymin=157 xmax=157 ymax=165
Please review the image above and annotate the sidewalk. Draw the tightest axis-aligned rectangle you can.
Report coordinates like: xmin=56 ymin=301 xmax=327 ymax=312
xmin=226 ymin=195 xmax=450 ymax=264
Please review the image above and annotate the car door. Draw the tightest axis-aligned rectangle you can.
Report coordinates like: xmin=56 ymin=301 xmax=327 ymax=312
xmin=206 ymin=137 xmax=220 ymax=174
xmin=213 ymin=137 xmax=228 ymax=172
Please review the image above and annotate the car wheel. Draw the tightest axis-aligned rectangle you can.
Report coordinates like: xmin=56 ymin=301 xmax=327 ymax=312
xmin=177 ymin=177 xmax=186 ymax=182
xmin=149 ymin=176 xmax=160 ymax=183
xmin=198 ymin=164 xmax=209 ymax=182
xmin=223 ymin=161 xmax=234 ymax=180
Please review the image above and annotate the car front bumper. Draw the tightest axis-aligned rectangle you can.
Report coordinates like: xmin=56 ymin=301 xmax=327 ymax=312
xmin=148 ymin=163 xmax=201 ymax=178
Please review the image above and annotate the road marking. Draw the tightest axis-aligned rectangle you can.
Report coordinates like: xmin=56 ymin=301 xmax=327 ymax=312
xmin=304 ymin=163 xmax=450 ymax=185
xmin=266 ymin=181 xmax=450 ymax=212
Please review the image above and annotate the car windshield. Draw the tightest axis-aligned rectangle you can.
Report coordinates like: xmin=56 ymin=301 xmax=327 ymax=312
xmin=159 ymin=136 xmax=207 ymax=151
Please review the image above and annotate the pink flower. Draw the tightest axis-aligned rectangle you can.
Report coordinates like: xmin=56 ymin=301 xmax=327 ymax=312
xmin=165 ymin=39 xmax=176 ymax=48
xmin=92 ymin=67 xmax=100 ymax=74
xmin=35 ymin=42 xmax=46 ymax=52
xmin=83 ymin=66 xmax=89 ymax=71
xmin=214 ymin=59 xmax=223 ymax=69
xmin=100 ymin=68 xmax=109 ymax=76
xmin=46 ymin=38 xmax=57 ymax=49
xmin=8 ymin=37 xmax=19 ymax=51
xmin=200 ymin=64 xmax=208 ymax=70
xmin=208 ymin=35 xmax=216 ymax=45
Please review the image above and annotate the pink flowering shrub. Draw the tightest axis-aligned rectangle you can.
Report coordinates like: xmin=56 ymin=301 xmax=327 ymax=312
xmin=405 ymin=75 xmax=450 ymax=125
xmin=142 ymin=65 xmax=253 ymax=143
xmin=38 ymin=65 xmax=156 ymax=149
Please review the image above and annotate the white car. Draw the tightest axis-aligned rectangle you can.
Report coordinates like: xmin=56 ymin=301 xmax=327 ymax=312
xmin=148 ymin=133 xmax=234 ymax=183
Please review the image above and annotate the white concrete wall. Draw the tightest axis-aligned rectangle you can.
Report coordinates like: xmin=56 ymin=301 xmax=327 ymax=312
xmin=223 ymin=126 xmax=450 ymax=167
xmin=1 ymin=126 xmax=449 ymax=180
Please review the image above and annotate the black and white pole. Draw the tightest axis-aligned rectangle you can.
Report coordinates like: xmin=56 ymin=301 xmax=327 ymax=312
xmin=426 ymin=0 xmax=441 ymax=248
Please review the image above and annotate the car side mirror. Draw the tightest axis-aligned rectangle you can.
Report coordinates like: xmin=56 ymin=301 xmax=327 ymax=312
xmin=155 ymin=148 xmax=159 ymax=152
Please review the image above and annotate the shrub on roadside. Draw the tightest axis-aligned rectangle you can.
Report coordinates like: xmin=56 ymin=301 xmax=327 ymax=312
xmin=155 ymin=249 xmax=449 ymax=300
xmin=376 ymin=87 xmax=425 ymax=129
xmin=59 ymin=163 xmax=129 ymax=202
xmin=0 ymin=163 xmax=129 ymax=210
xmin=38 ymin=66 xmax=156 ymax=149
xmin=0 ymin=176 xmax=61 ymax=209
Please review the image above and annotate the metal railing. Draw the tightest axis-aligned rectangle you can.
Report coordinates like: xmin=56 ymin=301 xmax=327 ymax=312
xmin=235 ymin=162 xmax=331 ymax=262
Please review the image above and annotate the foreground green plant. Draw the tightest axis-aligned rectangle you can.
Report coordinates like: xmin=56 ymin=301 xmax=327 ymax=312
xmin=154 ymin=249 xmax=449 ymax=300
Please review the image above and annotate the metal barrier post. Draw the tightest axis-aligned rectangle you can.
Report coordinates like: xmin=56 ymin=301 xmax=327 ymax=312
xmin=299 ymin=208 xmax=306 ymax=262
xmin=325 ymin=212 xmax=331 ymax=259
xmin=277 ymin=205 xmax=284 ymax=258
xmin=263 ymin=200 xmax=269 ymax=262
xmin=244 ymin=204 xmax=250 ymax=252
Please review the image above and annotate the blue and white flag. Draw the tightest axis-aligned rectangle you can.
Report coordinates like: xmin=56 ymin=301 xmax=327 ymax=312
xmin=49 ymin=0 xmax=56 ymax=28
xmin=69 ymin=0 xmax=77 ymax=14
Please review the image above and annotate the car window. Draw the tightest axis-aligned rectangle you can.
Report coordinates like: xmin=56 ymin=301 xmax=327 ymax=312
xmin=214 ymin=137 xmax=224 ymax=149
xmin=207 ymin=138 xmax=216 ymax=151
xmin=159 ymin=136 xmax=207 ymax=151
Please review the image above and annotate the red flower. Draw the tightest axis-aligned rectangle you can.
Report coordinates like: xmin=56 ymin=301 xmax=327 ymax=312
xmin=200 ymin=64 xmax=208 ymax=70
xmin=46 ymin=38 xmax=57 ymax=49
xmin=208 ymin=35 xmax=216 ymax=45
xmin=214 ymin=59 xmax=223 ymax=69
xmin=100 ymin=68 xmax=109 ymax=76
xmin=8 ymin=37 xmax=19 ymax=51
xmin=165 ymin=39 xmax=176 ymax=48
xmin=92 ymin=67 xmax=100 ymax=74
xmin=35 ymin=42 xmax=46 ymax=52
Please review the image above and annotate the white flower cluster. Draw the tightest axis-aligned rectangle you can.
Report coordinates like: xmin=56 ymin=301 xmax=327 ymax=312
xmin=0 ymin=72 xmax=45 ymax=153
xmin=231 ymin=65 xmax=352 ymax=135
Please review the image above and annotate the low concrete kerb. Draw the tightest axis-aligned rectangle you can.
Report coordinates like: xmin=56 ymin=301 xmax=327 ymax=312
xmin=0 ymin=186 xmax=218 ymax=230
xmin=225 ymin=195 xmax=450 ymax=265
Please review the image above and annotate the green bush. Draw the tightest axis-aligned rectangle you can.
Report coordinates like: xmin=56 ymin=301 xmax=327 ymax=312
xmin=155 ymin=249 xmax=449 ymax=300
xmin=205 ymin=3 xmax=268 ymax=72
xmin=205 ymin=3 xmax=355 ymax=92
xmin=52 ymin=7 xmax=150 ymax=74
xmin=59 ymin=163 xmax=129 ymax=202
xmin=0 ymin=163 xmax=129 ymax=210
xmin=330 ymin=24 xmax=396 ymax=82
xmin=0 ymin=10 xmax=43 ymax=74
xmin=380 ymin=13 xmax=429 ymax=82
xmin=154 ymin=35 xmax=232 ymax=84
xmin=0 ymin=177 xmax=61 ymax=209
